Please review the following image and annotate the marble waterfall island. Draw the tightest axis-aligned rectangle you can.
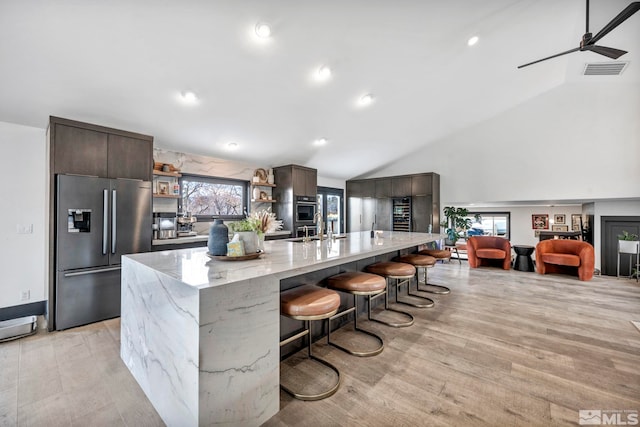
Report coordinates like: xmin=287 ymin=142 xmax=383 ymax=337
xmin=121 ymin=231 xmax=442 ymax=426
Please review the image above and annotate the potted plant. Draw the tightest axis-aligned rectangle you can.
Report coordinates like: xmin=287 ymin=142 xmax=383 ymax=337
xmin=441 ymin=206 xmax=481 ymax=245
xmin=229 ymin=217 xmax=264 ymax=253
xmin=618 ymin=231 xmax=639 ymax=279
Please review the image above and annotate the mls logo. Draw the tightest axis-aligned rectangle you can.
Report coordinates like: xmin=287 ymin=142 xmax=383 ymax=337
xmin=580 ymin=410 xmax=602 ymax=425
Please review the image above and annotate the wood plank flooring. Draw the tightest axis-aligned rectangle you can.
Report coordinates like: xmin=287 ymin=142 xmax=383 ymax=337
xmin=1 ymin=263 xmax=638 ymax=426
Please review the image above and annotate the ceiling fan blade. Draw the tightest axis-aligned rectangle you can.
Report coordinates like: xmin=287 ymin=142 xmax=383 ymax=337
xmin=589 ymin=2 xmax=640 ymax=45
xmin=582 ymin=44 xmax=628 ymax=59
xmin=517 ymin=47 xmax=580 ymax=69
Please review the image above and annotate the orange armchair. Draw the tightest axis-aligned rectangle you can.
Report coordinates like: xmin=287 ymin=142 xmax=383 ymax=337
xmin=535 ymin=239 xmax=595 ymax=281
xmin=467 ymin=236 xmax=511 ymax=270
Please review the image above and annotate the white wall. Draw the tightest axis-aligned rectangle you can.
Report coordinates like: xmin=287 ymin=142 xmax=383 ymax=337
xmin=0 ymin=121 xmax=47 ymax=308
xmin=364 ymin=81 xmax=640 ymax=205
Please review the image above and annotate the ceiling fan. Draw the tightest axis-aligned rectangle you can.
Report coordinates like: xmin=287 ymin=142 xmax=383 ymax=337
xmin=518 ymin=0 xmax=640 ymax=69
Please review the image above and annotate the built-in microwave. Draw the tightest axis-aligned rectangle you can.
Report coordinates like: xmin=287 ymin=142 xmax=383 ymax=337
xmin=295 ymin=196 xmax=317 ymax=222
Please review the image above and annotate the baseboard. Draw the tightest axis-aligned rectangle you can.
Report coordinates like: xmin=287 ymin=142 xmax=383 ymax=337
xmin=0 ymin=301 xmax=46 ymax=321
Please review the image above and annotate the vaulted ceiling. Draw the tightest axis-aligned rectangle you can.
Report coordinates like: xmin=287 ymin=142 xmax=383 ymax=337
xmin=1 ymin=0 xmax=638 ymax=179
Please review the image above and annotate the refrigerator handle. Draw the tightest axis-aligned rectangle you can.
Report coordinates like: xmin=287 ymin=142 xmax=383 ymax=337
xmin=112 ymin=189 xmax=117 ymax=254
xmin=103 ymin=189 xmax=109 ymax=255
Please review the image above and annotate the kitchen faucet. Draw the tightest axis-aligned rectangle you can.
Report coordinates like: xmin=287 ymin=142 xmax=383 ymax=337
xmin=302 ymin=225 xmax=310 ymax=243
xmin=314 ymin=212 xmax=324 ymax=241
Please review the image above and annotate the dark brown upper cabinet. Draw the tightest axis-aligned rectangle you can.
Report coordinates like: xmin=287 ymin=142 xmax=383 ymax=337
xmin=50 ymin=117 xmax=153 ymax=181
xmin=375 ymin=178 xmax=391 ymax=198
xmin=291 ymin=165 xmax=317 ymax=197
xmin=52 ymin=124 xmax=108 ymax=177
xmin=411 ymin=174 xmax=433 ymax=196
xmin=391 ymin=176 xmax=411 ymax=197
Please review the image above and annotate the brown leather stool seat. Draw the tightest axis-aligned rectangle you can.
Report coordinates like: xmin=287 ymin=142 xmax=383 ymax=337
xmin=326 ymin=272 xmax=386 ymax=356
xmin=395 ymin=253 xmax=450 ymax=295
xmin=280 ymin=285 xmax=341 ymax=400
xmin=364 ymin=262 xmax=416 ymax=327
xmin=419 ymin=249 xmax=451 ymax=261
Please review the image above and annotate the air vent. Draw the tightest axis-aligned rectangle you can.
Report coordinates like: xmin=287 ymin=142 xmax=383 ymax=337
xmin=583 ymin=62 xmax=628 ymax=76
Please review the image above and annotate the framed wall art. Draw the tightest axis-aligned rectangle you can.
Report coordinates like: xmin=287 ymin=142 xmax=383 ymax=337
xmin=532 ymin=214 xmax=549 ymax=230
xmin=552 ymin=224 xmax=569 ymax=232
xmin=571 ymin=214 xmax=583 ymax=232
xmin=157 ymin=181 xmax=170 ymax=195
xmin=553 ymin=214 xmax=565 ymax=224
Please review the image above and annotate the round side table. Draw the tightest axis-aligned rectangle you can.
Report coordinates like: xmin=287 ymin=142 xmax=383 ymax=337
xmin=513 ymin=245 xmax=535 ymax=272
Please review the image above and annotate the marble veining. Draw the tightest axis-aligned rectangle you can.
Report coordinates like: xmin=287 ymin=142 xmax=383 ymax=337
xmin=122 ymin=231 xmax=442 ymax=426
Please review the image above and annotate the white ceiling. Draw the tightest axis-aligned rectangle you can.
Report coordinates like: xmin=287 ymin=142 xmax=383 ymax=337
xmin=1 ymin=0 xmax=638 ymax=180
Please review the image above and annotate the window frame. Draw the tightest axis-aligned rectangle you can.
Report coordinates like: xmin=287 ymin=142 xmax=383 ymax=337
xmin=467 ymin=211 xmax=511 ymax=240
xmin=179 ymin=173 xmax=249 ymax=221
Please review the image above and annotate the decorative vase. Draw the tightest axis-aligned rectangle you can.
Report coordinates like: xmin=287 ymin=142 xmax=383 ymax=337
xmin=267 ymin=173 xmax=274 ymax=185
xmin=236 ymin=231 xmax=259 ymax=253
xmin=252 ymin=186 xmax=260 ymax=200
xmin=208 ymin=219 xmax=229 ymax=255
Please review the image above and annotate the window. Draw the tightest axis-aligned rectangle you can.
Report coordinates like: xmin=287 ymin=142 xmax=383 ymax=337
xmin=317 ymin=187 xmax=344 ymax=234
xmin=466 ymin=211 xmax=511 ymax=239
xmin=180 ymin=174 xmax=248 ymax=220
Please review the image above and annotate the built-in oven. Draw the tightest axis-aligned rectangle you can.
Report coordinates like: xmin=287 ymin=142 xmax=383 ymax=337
xmin=294 ymin=196 xmax=317 ymax=223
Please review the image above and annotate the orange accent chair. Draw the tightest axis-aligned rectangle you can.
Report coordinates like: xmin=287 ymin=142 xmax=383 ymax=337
xmin=535 ymin=239 xmax=595 ymax=281
xmin=467 ymin=236 xmax=511 ymax=270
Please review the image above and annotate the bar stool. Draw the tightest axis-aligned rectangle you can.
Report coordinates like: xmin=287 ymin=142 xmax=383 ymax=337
xmin=395 ymin=253 xmax=450 ymax=295
xmin=365 ymin=262 xmax=416 ymax=327
xmin=326 ymin=271 xmax=386 ymax=357
xmin=419 ymin=248 xmax=452 ymax=264
xmin=280 ymin=284 xmax=341 ymax=401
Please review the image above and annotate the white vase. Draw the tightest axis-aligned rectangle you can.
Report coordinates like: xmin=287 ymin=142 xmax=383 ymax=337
xmin=267 ymin=174 xmax=274 ymax=185
xmin=252 ymin=186 xmax=260 ymax=200
xmin=237 ymin=231 xmax=259 ymax=253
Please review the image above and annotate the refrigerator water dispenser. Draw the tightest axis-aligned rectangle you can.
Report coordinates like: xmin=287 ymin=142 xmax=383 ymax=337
xmin=67 ymin=209 xmax=91 ymax=232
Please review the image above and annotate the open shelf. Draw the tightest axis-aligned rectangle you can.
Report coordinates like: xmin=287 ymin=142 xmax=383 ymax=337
xmin=251 ymin=199 xmax=276 ymax=203
xmin=153 ymin=194 xmax=180 ymax=199
xmin=251 ymin=183 xmax=276 ymax=188
xmin=153 ymin=170 xmax=182 ymax=177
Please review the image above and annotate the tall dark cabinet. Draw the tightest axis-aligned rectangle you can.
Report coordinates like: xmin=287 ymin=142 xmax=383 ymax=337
xmin=346 ymin=172 xmax=440 ymax=233
xmin=48 ymin=116 xmax=154 ymax=331
xmin=272 ymin=164 xmax=318 ymax=236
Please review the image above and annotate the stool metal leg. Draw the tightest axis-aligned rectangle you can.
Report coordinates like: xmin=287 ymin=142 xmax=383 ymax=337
xmin=367 ymin=281 xmax=414 ymax=328
xmin=328 ymin=294 xmax=384 ymax=357
xmin=416 ymin=266 xmax=450 ymax=294
xmin=280 ymin=319 xmax=341 ymax=401
xmin=392 ymin=276 xmax=434 ymax=308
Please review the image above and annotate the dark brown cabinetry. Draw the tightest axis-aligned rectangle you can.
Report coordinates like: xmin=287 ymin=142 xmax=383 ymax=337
xmin=346 ymin=173 xmax=440 ymax=233
xmin=375 ymin=178 xmax=391 ymax=198
xmin=53 ymin=124 xmax=108 ymax=176
xmin=50 ymin=117 xmax=153 ymax=181
xmin=272 ymin=165 xmax=318 ymax=234
xmin=391 ymin=176 xmax=411 ymax=197
xmin=291 ymin=165 xmax=317 ymax=197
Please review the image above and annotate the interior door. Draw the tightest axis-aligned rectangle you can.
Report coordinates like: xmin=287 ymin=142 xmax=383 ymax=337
xmin=56 ymin=175 xmax=110 ymax=271
xmin=110 ymin=179 xmax=152 ymax=265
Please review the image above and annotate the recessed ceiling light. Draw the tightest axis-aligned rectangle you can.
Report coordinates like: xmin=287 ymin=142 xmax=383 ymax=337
xmin=255 ymin=23 xmax=271 ymax=38
xmin=358 ymin=93 xmax=375 ymax=106
xmin=315 ymin=65 xmax=332 ymax=81
xmin=180 ymin=91 xmax=198 ymax=104
xmin=227 ymin=142 xmax=239 ymax=150
xmin=313 ymin=138 xmax=328 ymax=146
xmin=467 ymin=36 xmax=479 ymax=46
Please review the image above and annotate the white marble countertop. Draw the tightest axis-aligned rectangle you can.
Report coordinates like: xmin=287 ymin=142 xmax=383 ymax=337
xmin=127 ymin=231 xmax=444 ymax=290
xmin=151 ymin=230 xmax=292 ymax=246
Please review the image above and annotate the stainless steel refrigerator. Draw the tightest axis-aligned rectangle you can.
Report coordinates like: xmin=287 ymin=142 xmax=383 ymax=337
xmin=55 ymin=174 xmax=151 ymax=330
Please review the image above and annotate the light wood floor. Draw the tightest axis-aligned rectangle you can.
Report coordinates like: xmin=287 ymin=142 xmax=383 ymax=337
xmin=1 ymin=263 xmax=639 ymax=427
